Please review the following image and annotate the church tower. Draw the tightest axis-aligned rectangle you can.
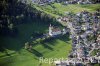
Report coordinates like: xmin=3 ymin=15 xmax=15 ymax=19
xmin=49 ymin=24 xmax=52 ymax=36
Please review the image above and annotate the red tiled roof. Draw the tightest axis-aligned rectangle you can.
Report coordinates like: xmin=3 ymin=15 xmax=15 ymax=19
xmin=52 ymin=28 xmax=61 ymax=32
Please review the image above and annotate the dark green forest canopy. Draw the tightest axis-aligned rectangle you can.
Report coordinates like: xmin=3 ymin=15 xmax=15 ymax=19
xmin=0 ymin=0 xmax=59 ymax=36
xmin=0 ymin=0 xmax=63 ymax=51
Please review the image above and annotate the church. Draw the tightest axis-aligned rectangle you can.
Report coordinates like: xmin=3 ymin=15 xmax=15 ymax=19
xmin=49 ymin=24 xmax=67 ymax=36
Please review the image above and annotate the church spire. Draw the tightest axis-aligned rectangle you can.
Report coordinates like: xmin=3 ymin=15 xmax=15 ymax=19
xmin=50 ymin=24 xmax=51 ymax=27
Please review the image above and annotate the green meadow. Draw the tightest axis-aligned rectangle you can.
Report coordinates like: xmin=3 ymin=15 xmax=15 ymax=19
xmin=34 ymin=3 xmax=100 ymax=17
xmin=0 ymin=21 xmax=72 ymax=66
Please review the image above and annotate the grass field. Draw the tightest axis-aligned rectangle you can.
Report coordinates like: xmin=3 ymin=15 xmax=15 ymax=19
xmin=91 ymin=49 xmax=100 ymax=56
xmin=34 ymin=3 xmax=100 ymax=26
xmin=34 ymin=3 xmax=100 ymax=18
xmin=0 ymin=35 xmax=72 ymax=66
xmin=0 ymin=21 xmax=72 ymax=66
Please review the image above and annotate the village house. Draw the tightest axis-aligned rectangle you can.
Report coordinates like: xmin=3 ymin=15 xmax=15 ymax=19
xmin=96 ymin=34 xmax=100 ymax=45
xmin=54 ymin=10 xmax=100 ymax=65
xmin=31 ymin=0 xmax=55 ymax=5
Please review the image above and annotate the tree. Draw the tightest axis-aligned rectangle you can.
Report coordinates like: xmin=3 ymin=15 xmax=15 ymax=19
xmin=24 ymin=42 xmax=30 ymax=49
xmin=91 ymin=0 xmax=100 ymax=3
xmin=29 ymin=45 xmax=33 ymax=51
xmin=8 ymin=23 xmax=14 ymax=30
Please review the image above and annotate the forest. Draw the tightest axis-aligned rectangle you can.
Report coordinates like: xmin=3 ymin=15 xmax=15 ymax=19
xmin=0 ymin=0 xmax=60 ymax=49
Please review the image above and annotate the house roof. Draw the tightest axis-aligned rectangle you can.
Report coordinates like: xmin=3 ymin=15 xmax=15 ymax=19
xmin=52 ymin=27 xmax=61 ymax=32
xmin=49 ymin=24 xmax=61 ymax=32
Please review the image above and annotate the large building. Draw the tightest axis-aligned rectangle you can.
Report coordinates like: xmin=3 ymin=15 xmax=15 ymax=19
xmin=49 ymin=24 xmax=62 ymax=36
xmin=49 ymin=24 xmax=67 ymax=36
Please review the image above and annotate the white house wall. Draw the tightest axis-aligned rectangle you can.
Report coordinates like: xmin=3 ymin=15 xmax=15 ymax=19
xmin=52 ymin=31 xmax=62 ymax=36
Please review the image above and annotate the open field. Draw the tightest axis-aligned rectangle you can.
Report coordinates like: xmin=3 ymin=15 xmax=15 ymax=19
xmin=34 ymin=3 xmax=100 ymax=26
xmin=0 ymin=35 xmax=72 ymax=66
xmin=0 ymin=21 xmax=72 ymax=66
xmin=34 ymin=3 xmax=100 ymax=17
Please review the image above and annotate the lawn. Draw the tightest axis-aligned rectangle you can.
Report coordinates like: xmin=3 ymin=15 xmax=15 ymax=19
xmin=0 ymin=35 xmax=72 ymax=66
xmin=34 ymin=3 xmax=100 ymax=26
xmin=91 ymin=49 xmax=100 ymax=56
xmin=34 ymin=3 xmax=100 ymax=18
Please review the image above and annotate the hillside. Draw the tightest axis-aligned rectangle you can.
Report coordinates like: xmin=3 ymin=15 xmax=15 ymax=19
xmin=0 ymin=0 xmax=63 ymax=49
xmin=33 ymin=3 xmax=100 ymax=17
xmin=0 ymin=0 xmax=100 ymax=66
xmin=0 ymin=0 xmax=72 ymax=66
xmin=33 ymin=3 xmax=100 ymax=27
